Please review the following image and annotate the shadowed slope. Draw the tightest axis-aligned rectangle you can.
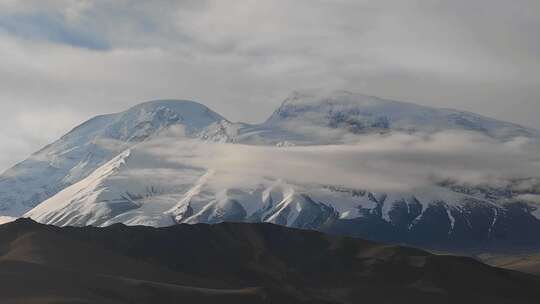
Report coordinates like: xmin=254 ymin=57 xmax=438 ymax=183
xmin=1 ymin=218 xmax=540 ymax=303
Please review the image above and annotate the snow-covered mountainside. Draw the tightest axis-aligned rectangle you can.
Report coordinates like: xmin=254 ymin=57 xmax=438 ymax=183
xmin=5 ymin=90 xmax=540 ymax=252
xmin=0 ymin=100 xmax=226 ymax=216
xmin=22 ymin=143 xmax=500 ymax=229
xmin=24 ymin=139 xmax=540 ymax=252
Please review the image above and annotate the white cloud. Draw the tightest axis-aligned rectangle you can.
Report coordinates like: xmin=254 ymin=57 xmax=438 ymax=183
xmin=133 ymin=131 xmax=540 ymax=193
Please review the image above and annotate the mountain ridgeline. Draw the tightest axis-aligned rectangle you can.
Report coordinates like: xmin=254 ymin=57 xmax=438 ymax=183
xmin=1 ymin=90 xmax=540 ymax=253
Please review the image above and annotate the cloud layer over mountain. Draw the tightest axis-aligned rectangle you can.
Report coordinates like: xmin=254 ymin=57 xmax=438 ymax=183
xmin=128 ymin=130 xmax=540 ymax=192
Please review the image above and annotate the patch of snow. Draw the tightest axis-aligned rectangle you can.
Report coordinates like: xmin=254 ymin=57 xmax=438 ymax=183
xmin=0 ymin=216 xmax=16 ymax=225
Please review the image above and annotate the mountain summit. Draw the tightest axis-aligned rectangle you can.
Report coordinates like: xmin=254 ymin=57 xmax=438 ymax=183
xmin=266 ymin=90 xmax=537 ymax=139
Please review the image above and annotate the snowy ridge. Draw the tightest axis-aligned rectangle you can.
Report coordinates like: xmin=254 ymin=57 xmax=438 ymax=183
xmin=0 ymin=100 xmax=226 ymax=216
xmin=26 ymin=149 xmax=133 ymax=226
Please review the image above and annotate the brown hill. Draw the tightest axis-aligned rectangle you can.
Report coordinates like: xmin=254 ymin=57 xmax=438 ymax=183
xmin=1 ymin=218 xmax=539 ymax=303
xmin=481 ymin=253 xmax=540 ymax=276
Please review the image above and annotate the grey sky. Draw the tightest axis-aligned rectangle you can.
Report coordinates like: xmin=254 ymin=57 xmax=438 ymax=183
xmin=0 ymin=0 xmax=539 ymax=170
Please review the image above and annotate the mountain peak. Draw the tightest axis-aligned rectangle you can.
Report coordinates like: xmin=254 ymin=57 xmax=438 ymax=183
xmin=120 ymin=99 xmax=227 ymax=130
xmin=0 ymin=99 xmax=227 ymax=216
xmin=265 ymin=89 xmax=414 ymax=125
xmin=279 ymin=89 xmax=377 ymax=107
xmin=126 ymin=99 xmax=215 ymax=113
xmin=265 ymin=89 xmax=537 ymax=139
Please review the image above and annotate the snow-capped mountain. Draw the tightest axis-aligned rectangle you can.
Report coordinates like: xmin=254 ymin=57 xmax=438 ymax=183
xmin=4 ymin=90 xmax=540 ymax=252
xmin=0 ymin=100 xmax=226 ymax=216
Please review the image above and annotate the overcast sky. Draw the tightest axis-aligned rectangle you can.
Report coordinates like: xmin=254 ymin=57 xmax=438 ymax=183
xmin=0 ymin=0 xmax=539 ymax=170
